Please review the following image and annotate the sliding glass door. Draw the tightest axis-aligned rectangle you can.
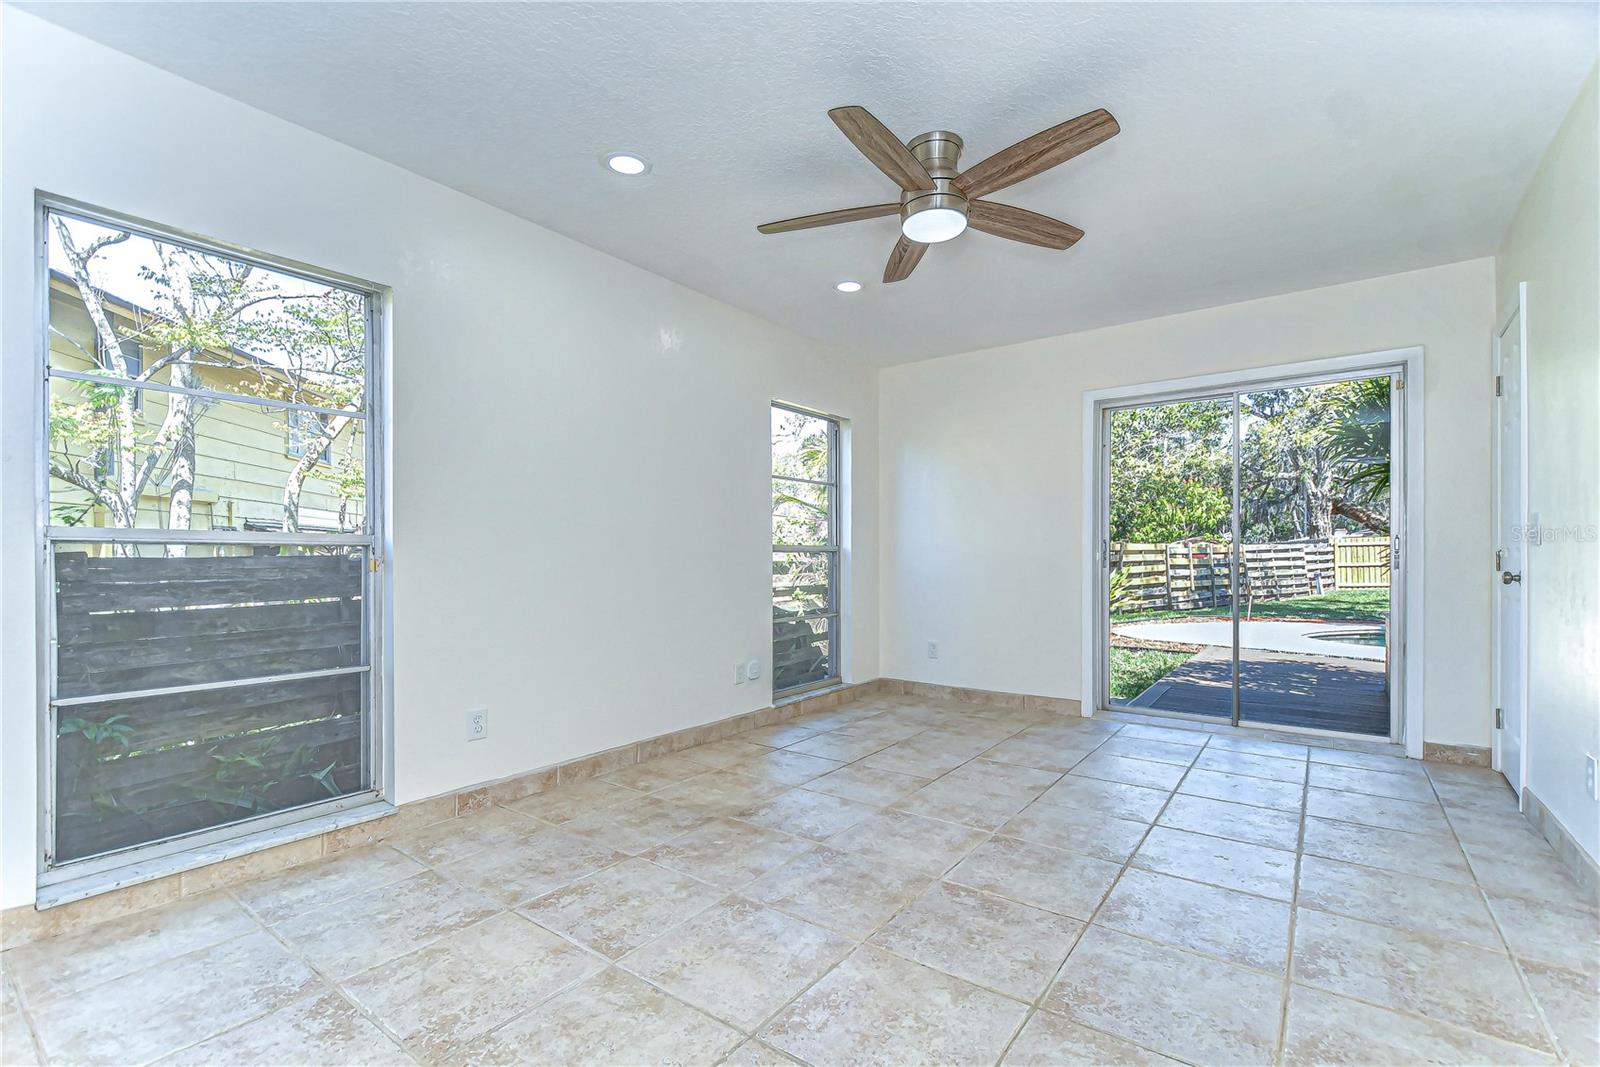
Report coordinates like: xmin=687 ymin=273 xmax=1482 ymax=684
xmin=1104 ymin=396 xmax=1236 ymax=714
xmin=1101 ymin=369 xmax=1400 ymax=739
xmin=1235 ymin=379 xmax=1395 ymax=732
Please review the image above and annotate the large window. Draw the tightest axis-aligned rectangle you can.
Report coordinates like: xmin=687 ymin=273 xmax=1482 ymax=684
xmin=39 ymin=202 xmax=382 ymax=878
xmin=772 ymin=404 xmax=841 ymax=696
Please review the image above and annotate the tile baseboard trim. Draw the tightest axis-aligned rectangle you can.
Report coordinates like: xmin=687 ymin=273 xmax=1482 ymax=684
xmin=893 ymin=680 xmax=1492 ymax=765
xmin=1421 ymin=742 xmax=1492 ymax=767
xmin=877 ymin=678 xmax=1083 ymax=716
xmin=1 ymin=678 xmax=888 ymax=946
xmin=1522 ymin=786 xmax=1600 ymax=904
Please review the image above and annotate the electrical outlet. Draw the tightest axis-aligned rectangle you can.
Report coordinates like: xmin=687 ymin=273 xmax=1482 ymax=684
xmin=746 ymin=657 xmax=762 ymax=681
xmin=927 ymin=641 xmax=939 ymax=659
xmin=734 ymin=661 xmax=747 ymax=685
xmin=466 ymin=708 xmax=488 ymax=742
xmin=1586 ymin=754 xmax=1597 ymax=803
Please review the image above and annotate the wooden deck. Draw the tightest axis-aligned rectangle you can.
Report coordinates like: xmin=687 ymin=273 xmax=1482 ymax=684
xmin=1126 ymin=646 xmax=1390 ymax=736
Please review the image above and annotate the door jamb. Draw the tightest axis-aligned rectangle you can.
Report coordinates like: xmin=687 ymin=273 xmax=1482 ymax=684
xmin=1081 ymin=347 xmax=1426 ymax=757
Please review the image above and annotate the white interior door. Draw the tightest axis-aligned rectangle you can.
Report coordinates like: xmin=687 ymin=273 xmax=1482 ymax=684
xmin=1493 ymin=290 xmax=1528 ymax=796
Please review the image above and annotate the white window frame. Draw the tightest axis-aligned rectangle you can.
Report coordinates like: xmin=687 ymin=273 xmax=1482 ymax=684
xmin=33 ymin=195 xmax=391 ymax=895
xmin=772 ymin=402 xmax=842 ymax=699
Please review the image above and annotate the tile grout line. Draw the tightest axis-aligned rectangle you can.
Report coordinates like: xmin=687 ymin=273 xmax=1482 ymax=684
xmin=1088 ymin=736 xmax=1513 ymax=1059
xmin=504 ymin=699 xmax=1027 ymax=1062
xmin=232 ymin=845 xmax=656 ymax=1066
xmin=1423 ymin=765 xmax=1571 ymax=1063
xmin=134 ymin=893 xmax=423 ymax=1067
xmin=450 ymin=703 xmax=1568 ymax=1063
xmin=1272 ymin=744 xmax=1313 ymax=1065
xmin=667 ymin=706 xmax=1126 ymax=1064
xmin=1126 ymin=758 xmax=1587 ymax=1049
xmin=1273 ymin=768 xmax=1572 ymax=1060
xmin=444 ymin=783 xmax=792 ymax=1055
xmin=993 ymin=726 xmax=1212 ymax=1067
xmin=1039 ymin=733 xmax=1534 ymax=1058
xmin=3 ymin=972 xmax=49 ymax=1066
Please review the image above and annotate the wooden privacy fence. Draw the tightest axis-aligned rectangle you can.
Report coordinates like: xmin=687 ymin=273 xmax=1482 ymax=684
xmin=773 ymin=611 xmax=829 ymax=691
xmin=1111 ymin=536 xmax=1389 ymax=612
xmin=1112 ymin=541 xmax=1236 ymax=612
xmin=52 ymin=550 xmax=366 ymax=863
xmin=1333 ymin=535 xmax=1392 ymax=588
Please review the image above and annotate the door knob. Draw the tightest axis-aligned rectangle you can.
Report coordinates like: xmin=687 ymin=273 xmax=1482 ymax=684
xmin=1501 ymin=571 xmax=1522 ymax=585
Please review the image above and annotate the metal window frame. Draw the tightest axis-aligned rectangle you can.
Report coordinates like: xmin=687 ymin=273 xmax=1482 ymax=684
xmin=34 ymin=195 xmax=390 ymax=886
xmin=771 ymin=402 xmax=841 ymax=698
xmin=1090 ymin=360 xmax=1410 ymax=745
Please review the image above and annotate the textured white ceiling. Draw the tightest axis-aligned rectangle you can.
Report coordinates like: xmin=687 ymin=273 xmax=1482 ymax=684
xmin=22 ymin=2 xmax=1597 ymax=365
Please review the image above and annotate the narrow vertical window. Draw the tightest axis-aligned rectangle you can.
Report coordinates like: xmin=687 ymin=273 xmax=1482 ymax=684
xmin=41 ymin=203 xmax=382 ymax=877
xmin=771 ymin=404 xmax=841 ymax=696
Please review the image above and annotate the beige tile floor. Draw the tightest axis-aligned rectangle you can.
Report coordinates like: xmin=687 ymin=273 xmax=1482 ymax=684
xmin=3 ymin=695 xmax=1597 ymax=1066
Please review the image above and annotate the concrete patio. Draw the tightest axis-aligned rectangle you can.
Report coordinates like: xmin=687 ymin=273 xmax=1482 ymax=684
xmin=1112 ymin=620 xmax=1386 ymax=663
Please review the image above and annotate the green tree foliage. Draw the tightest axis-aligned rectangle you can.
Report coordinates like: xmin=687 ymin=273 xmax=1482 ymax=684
xmin=47 ymin=215 xmax=366 ymax=545
xmin=1109 ymin=379 xmax=1391 ymax=545
xmin=1109 ymin=400 xmax=1231 ymax=542
xmin=1322 ymin=377 xmax=1392 ymax=530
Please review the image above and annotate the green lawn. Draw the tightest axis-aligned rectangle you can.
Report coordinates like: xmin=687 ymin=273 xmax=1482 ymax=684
xmin=1109 ymin=647 xmax=1196 ymax=702
xmin=1113 ymin=589 xmax=1388 ymax=625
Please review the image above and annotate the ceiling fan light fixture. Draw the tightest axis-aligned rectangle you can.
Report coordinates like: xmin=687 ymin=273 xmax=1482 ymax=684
xmin=901 ymin=206 xmax=968 ymax=244
xmin=755 ymin=107 xmax=1118 ymax=283
xmin=899 ymin=130 xmax=969 ymax=244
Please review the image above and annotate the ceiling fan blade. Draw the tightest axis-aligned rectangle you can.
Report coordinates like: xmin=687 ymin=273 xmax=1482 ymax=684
xmin=954 ymin=109 xmax=1120 ymax=200
xmin=883 ymin=235 xmax=928 ymax=283
xmin=967 ymin=201 xmax=1085 ymax=250
xmin=757 ymin=203 xmax=901 ymax=235
xmin=828 ymin=106 xmax=936 ymax=193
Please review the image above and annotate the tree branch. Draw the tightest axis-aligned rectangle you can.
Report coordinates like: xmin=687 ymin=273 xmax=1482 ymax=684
xmin=1333 ymin=498 xmax=1388 ymax=534
xmin=48 ymin=461 xmax=120 ymax=517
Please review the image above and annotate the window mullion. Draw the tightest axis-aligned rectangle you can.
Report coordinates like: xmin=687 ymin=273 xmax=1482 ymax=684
xmin=46 ymin=367 xmax=365 ymax=422
xmin=51 ymin=665 xmax=373 ymax=708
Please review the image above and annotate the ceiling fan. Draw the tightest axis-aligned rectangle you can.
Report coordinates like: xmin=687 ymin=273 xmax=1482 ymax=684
xmin=757 ymin=106 xmax=1119 ymax=283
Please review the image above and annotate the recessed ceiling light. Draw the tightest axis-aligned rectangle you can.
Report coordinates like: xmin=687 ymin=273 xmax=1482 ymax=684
xmin=604 ymin=152 xmax=650 ymax=176
xmin=835 ymin=280 xmax=862 ymax=293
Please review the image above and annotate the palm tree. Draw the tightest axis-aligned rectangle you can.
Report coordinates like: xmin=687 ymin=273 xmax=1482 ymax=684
xmin=1325 ymin=377 xmax=1391 ymax=532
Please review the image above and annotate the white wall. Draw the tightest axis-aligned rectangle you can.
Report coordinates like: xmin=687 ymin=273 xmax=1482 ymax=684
xmin=1495 ymin=68 xmax=1600 ymax=862
xmin=0 ymin=12 xmax=878 ymax=909
xmin=880 ymin=259 xmax=1497 ymax=750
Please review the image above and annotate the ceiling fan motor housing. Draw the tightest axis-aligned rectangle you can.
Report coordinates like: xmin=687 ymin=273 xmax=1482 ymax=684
xmin=902 ymin=131 xmax=968 ymax=232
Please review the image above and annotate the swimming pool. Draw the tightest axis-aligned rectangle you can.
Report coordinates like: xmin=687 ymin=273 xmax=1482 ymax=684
xmin=1307 ymin=627 xmax=1386 ymax=647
